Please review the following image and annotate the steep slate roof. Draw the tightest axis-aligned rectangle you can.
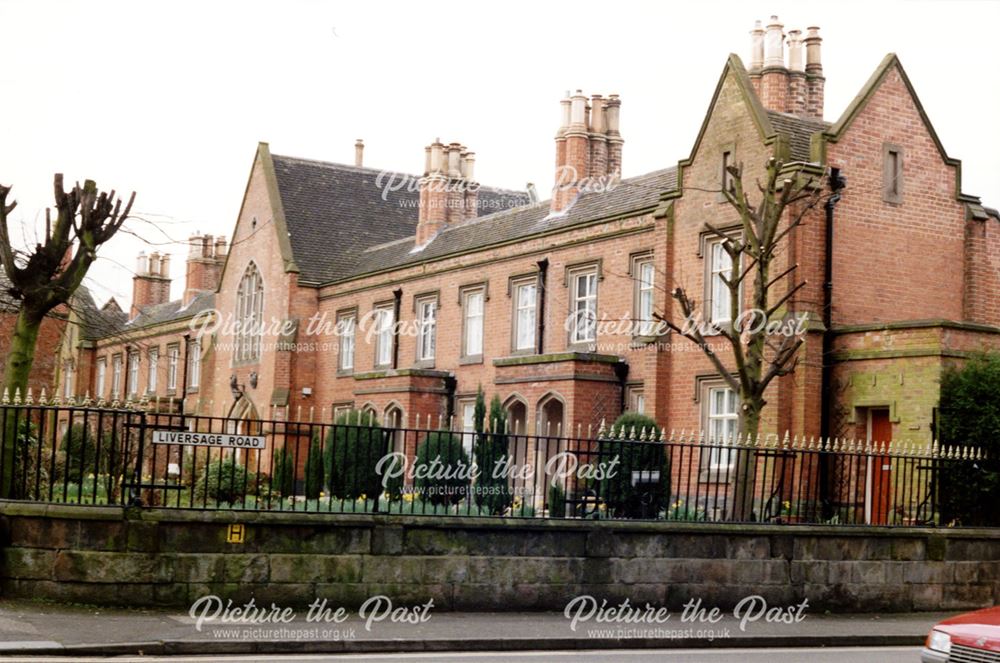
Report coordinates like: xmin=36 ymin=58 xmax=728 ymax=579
xmin=766 ymin=110 xmax=830 ymax=162
xmin=271 ymin=155 xmax=530 ymax=285
xmin=75 ymin=287 xmax=128 ymax=340
xmin=125 ymin=291 xmax=215 ymax=331
xmin=346 ymin=168 xmax=677 ymax=280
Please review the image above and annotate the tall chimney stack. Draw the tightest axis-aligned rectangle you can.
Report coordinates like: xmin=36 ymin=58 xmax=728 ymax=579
xmin=354 ymin=139 xmax=364 ymax=167
xmin=131 ymin=250 xmax=172 ymax=318
xmin=605 ymin=94 xmax=623 ymax=177
xmin=804 ymin=26 xmax=824 ymax=119
xmin=183 ymin=233 xmax=225 ymax=305
xmin=589 ymin=94 xmax=608 ymax=179
xmin=551 ymin=91 xmax=622 ymax=213
xmin=748 ymin=20 xmax=765 ymax=95
xmin=415 ymin=139 xmax=478 ymax=245
xmin=462 ymin=151 xmax=478 ymax=221
xmin=759 ymin=16 xmax=788 ymax=112
xmin=555 ymin=93 xmax=571 ymax=174
xmin=749 ymin=17 xmax=824 ymax=120
xmin=786 ymin=29 xmax=806 ymax=115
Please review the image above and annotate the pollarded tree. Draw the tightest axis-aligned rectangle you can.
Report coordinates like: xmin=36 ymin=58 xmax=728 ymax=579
xmin=0 ymin=175 xmax=134 ymax=498
xmin=655 ymin=157 xmax=834 ymax=520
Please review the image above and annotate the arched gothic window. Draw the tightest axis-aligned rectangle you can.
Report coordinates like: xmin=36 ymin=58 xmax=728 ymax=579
xmin=237 ymin=263 xmax=264 ymax=362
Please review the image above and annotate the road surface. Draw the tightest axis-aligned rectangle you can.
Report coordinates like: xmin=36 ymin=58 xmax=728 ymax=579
xmin=6 ymin=646 xmax=921 ymax=662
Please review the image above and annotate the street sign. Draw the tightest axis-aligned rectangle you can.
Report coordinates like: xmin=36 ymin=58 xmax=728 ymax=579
xmin=227 ymin=524 xmax=245 ymax=544
xmin=152 ymin=430 xmax=266 ymax=449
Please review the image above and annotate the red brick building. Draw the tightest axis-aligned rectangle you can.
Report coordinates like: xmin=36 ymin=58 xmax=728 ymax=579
xmin=0 ymin=271 xmax=67 ymax=395
xmin=58 ymin=17 xmax=1000 ymax=465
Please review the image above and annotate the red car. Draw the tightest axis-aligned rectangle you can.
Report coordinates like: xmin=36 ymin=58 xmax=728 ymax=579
xmin=923 ymin=606 xmax=1000 ymax=662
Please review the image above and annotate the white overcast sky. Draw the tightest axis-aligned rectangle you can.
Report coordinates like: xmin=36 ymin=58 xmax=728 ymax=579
xmin=1 ymin=0 xmax=998 ymax=309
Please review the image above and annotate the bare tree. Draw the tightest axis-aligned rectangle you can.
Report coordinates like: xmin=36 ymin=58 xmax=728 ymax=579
xmin=0 ymin=175 xmax=134 ymax=497
xmin=656 ymin=157 xmax=826 ymax=520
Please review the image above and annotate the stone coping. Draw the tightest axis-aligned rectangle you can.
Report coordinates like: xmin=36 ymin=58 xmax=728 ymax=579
xmin=351 ymin=368 xmax=453 ymax=381
xmin=3 ymin=499 xmax=1000 ymax=540
xmin=831 ymin=318 xmax=1000 ymax=336
xmin=493 ymin=352 xmax=624 ymax=367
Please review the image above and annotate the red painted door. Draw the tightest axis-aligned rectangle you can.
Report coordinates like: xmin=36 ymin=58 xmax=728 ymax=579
xmin=869 ymin=409 xmax=893 ymax=525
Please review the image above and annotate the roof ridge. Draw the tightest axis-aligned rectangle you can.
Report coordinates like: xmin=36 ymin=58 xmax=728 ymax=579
xmin=270 ymin=152 xmax=529 ymax=196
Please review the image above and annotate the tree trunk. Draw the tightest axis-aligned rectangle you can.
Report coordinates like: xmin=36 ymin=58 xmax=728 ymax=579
xmin=1 ymin=306 xmax=43 ymax=498
xmin=731 ymin=401 xmax=762 ymax=521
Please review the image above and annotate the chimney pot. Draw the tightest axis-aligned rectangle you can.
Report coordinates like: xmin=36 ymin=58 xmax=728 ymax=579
xmin=463 ymin=152 xmax=476 ymax=181
xmin=605 ymin=94 xmax=621 ymax=135
xmin=447 ymin=142 xmax=462 ymax=178
xmin=805 ymin=26 xmax=823 ymax=72
xmin=750 ymin=20 xmax=765 ymax=71
xmin=764 ymin=16 xmax=785 ymax=68
xmin=787 ymin=29 xmax=804 ymax=71
xmin=160 ymin=253 xmax=171 ymax=278
xmin=429 ymin=140 xmax=444 ymax=174
xmin=137 ymin=252 xmax=148 ymax=275
xmin=590 ymin=95 xmax=606 ymax=134
xmin=569 ymin=91 xmax=588 ymax=129
xmin=354 ymin=139 xmax=364 ymax=167
xmin=556 ymin=95 xmax=572 ymax=138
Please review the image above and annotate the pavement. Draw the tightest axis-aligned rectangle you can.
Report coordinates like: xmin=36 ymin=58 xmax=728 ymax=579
xmin=0 ymin=599 xmax=948 ymax=657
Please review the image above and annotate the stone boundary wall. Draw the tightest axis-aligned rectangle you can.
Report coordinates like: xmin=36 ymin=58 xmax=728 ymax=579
xmin=1 ymin=501 xmax=998 ymax=611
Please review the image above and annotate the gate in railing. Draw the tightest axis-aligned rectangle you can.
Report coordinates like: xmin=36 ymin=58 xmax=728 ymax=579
xmin=0 ymin=394 xmax=991 ymax=526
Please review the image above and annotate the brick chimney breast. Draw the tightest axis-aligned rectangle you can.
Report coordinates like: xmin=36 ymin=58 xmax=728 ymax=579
xmin=131 ymin=249 xmax=172 ymax=318
xmin=787 ymin=29 xmax=806 ymax=115
xmin=759 ymin=16 xmax=788 ymax=112
xmin=552 ymin=90 xmax=622 ymax=213
xmin=589 ymin=95 xmax=609 ymax=180
xmin=415 ymin=139 xmax=479 ymax=246
xmin=750 ymin=17 xmax=825 ymax=120
xmin=804 ymin=26 xmax=825 ymax=119
xmin=183 ymin=233 xmax=225 ymax=306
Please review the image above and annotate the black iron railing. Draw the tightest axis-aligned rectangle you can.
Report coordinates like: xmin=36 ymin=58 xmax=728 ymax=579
xmin=0 ymin=399 xmax=992 ymax=526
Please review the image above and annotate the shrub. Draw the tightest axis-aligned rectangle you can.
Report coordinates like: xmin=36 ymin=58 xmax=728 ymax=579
xmin=547 ymin=481 xmax=566 ymax=518
xmin=60 ymin=424 xmax=99 ymax=483
xmin=414 ymin=430 xmax=470 ymax=505
xmin=473 ymin=394 xmax=513 ymax=514
xmin=12 ymin=419 xmax=50 ymax=499
xmin=938 ymin=353 xmax=1000 ymax=526
xmin=194 ymin=458 xmax=257 ymax=504
xmin=304 ymin=436 xmax=324 ymax=500
xmin=598 ymin=413 xmax=671 ymax=519
xmin=324 ymin=410 xmax=387 ymax=499
xmin=271 ymin=445 xmax=296 ymax=496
